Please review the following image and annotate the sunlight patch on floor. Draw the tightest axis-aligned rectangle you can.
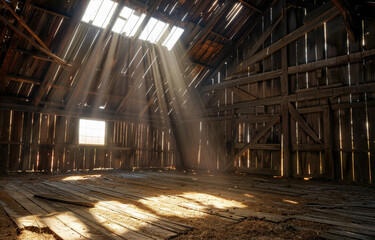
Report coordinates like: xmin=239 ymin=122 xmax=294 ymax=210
xmin=62 ymin=175 xmax=102 ymax=181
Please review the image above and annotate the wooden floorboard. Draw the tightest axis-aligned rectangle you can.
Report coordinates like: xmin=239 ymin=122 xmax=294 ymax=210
xmin=1 ymin=170 xmax=375 ymax=239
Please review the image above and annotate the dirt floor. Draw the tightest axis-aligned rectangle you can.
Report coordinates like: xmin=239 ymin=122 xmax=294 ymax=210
xmin=0 ymin=170 xmax=374 ymax=239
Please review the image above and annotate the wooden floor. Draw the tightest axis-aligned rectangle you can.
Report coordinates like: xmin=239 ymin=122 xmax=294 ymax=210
xmin=0 ymin=170 xmax=375 ymax=240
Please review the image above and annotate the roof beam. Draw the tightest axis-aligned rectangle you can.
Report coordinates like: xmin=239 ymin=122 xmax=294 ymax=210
xmin=32 ymin=0 xmax=89 ymax=107
xmin=195 ymin=0 xmax=275 ymax=90
xmin=32 ymin=5 xmax=71 ymax=19
xmin=0 ymin=0 xmax=32 ymax=91
xmin=0 ymin=0 xmax=69 ymax=67
xmin=331 ymin=0 xmax=357 ymax=41
xmin=185 ymin=1 xmax=233 ymax=55
xmin=239 ymin=0 xmax=262 ymax=13
xmin=0 ymin=16 xmax=70 ymax=67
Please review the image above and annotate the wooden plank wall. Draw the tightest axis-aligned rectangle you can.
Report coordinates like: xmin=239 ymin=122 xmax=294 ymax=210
xmin=0 ymin=110 xmax=176 ymax=173
xmin=202 ymin=1 xmax=375 ymax=183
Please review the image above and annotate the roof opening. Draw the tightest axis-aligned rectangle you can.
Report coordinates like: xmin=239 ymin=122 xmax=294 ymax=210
xmin=139 ymin=17 xmax=169 ymax=43
xmin=112 ymin=6 xmax=146 ymax=37
xmin=162 ymin=26 xmax=184 ymax=50
xmin=82 ymin=0 xmax=118 ymax=28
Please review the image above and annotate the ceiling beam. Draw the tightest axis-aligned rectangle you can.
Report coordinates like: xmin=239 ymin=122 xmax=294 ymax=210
xmin=239 ymin=0 xmax=262 ymax=13
xmin=0 ymin=16 xmax=70 ymax=67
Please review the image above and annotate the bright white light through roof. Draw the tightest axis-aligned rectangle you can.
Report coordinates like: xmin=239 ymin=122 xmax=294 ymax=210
xmin=112 ymin=6 xmax=146 ymax=37
xmin=82 ymin=0 xmax=118 ymax=28
xmin=162 ymin=26 xmax=184 ymax=50
xmin=139 ymin=17 xmax=169 ymax=43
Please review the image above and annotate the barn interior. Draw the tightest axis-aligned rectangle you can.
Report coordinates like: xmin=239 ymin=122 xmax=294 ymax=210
xmin=0 ymin=0 xmax=375 ymax=239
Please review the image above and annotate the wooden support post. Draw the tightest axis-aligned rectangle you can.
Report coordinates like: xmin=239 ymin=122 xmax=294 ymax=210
xmin=323 ymin=105 xmax=334 ymax=179
xmin=282 ymin=102 xmax=290 ymax=177
xmin=281 ymin=1 xmax=290 ymax=177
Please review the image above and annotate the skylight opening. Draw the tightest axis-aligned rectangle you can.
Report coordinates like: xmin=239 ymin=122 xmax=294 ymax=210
xmin=82 ymin=0 xmax=118 ymax=28
xmin=79 ymin=119 xmax=106 ymax=145
xmin=139 ymin=17 xmax=169 ymax=43
xmin=162 ymin=26 xmax=184 ymax=51
xmin=112 ymin=6 xmax=146 ymax=37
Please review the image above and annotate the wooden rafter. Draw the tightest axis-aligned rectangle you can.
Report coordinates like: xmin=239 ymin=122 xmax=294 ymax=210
xmin=0 ymin=0 xmax=69 ymax=67
xmin=231 ymin=12 xmax=283 ymax=76
xmin=288 ymin=102 xmax=323 ymax=145
xmin=239 ymin=0 xmax=262 ymax=13
xmin=224 ymin=115 xmax=280 ymax=171
xmin=196 ymin=0 xmax=275 ymax=91
xmin=203 ymin=69 xmax=283 ymax=91
xmin=331 ymin=0 xmax=357 ymax=41
xmin=32 ymin=0 xmax=89 ymax=107
xmin=185 ymin=0 xmax=233 ymax=56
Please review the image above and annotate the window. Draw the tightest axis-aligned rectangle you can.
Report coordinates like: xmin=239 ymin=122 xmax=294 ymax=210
xmin=139 ymin=17 xmax=169 ymax=43
xmin=162 ymin=26 xmax=184 ymax=50
xmin=79 ymin=119 xmax=106 ymax=145
xmin=112 ymin=6 xmax=146 ymax=37
xmin=82 ymin=0 xmax=118 ymax=28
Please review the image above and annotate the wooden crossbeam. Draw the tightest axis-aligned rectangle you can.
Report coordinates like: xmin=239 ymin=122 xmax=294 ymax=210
xmin=186 ymin=1 xmax=233 ymax=55
xmin=232 ymin=2 xmax=339 ymax=76
xmin=239 ymin=0 xmax=262 ymax=13
xmin=231 ymin=87 xmax=258 ymax=100
xmin=231 ymin=12 xmax=283 ymax=76
xmin=207 ymin=82 xmax=375 ymax=113
xmin=0 ymin=0 xmax=69 ymax=67
xmin=17 ymin=48 xmax=55 ymax=63
xmin=138 ymin=94 xmax=156 ymax=117
xmin=331 ymin=0 xmax=357 ymax=41
xmin=203 ymin=69 xmax=283 ymax=91
xmin=204 ymin=47 xmax=375 ymax=93
xmin=0 ymin=17 xmax=70 ymax=67
xmin=115 ymin=77 xmax=144 ymax=115
xmin=288 ymin=102 xmax=323 ymax=144
xmin=32 ymin=5 xmax=71 ymax=19
xmin=224 ymin=115 xmax=280 ymax=171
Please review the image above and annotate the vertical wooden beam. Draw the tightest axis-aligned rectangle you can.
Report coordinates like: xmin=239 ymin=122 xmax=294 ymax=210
xmin=323 ymin=104 xmax=334 ymax=179
xmin=281 ymin=2 xmax=291 ymax=177
xmin=282 ymin=102 xmax=290 ymax=177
